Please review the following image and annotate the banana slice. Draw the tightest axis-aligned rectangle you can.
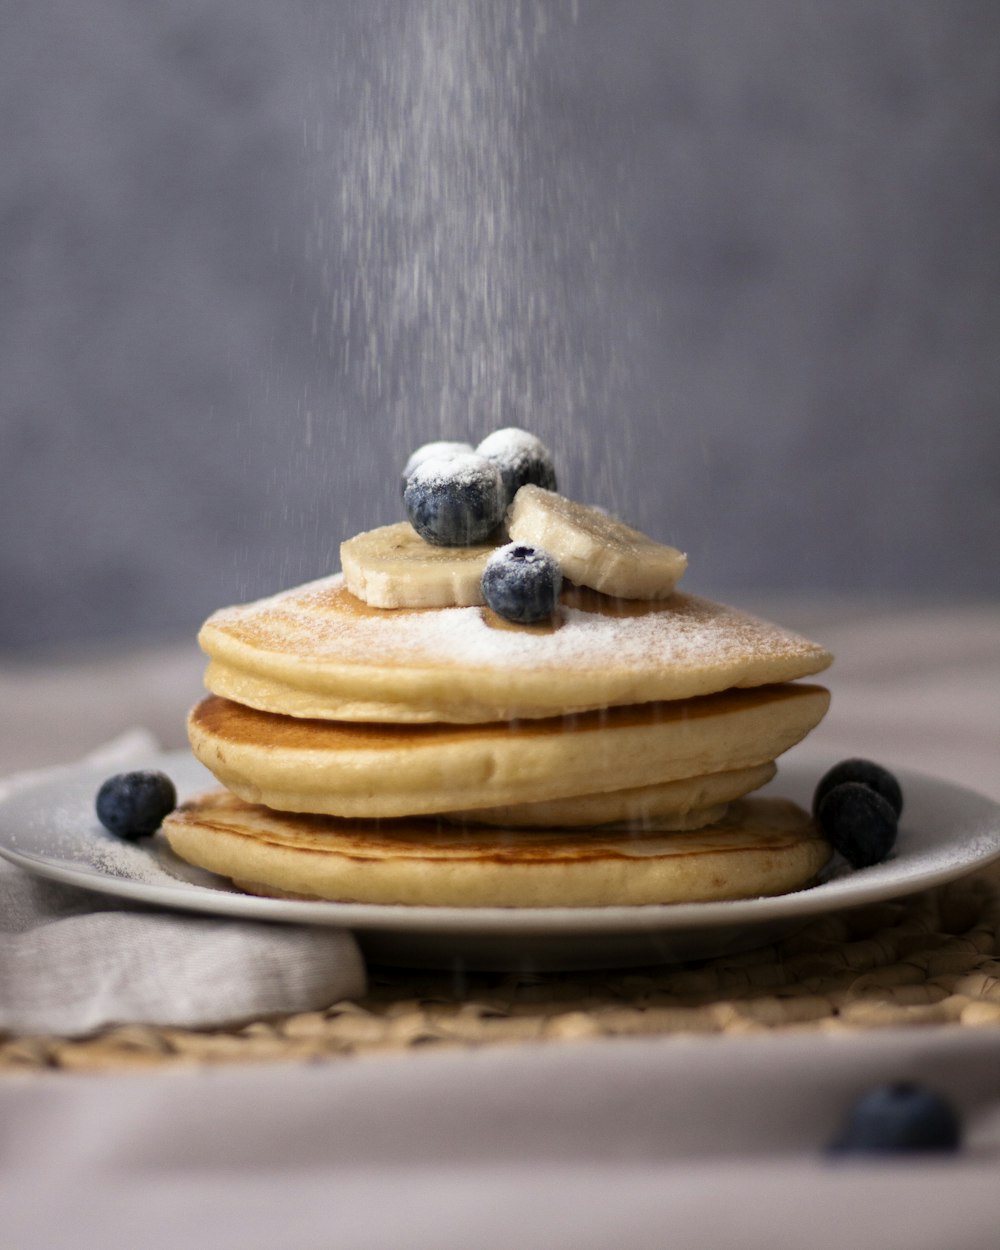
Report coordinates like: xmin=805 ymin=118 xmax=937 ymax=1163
xmin=340 ymin=521 xmax=495 ymax=608
xmin=507 ymin=486 xmax=687 ymax=600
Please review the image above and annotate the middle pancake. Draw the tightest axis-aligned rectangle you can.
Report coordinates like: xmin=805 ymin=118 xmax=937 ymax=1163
xmin=189 ymin=683 xmax=829 ymax=818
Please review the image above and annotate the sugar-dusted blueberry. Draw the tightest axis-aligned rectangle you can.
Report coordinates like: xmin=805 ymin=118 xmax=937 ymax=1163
xmin=813 ymin=757 xmax=903 ymax=818
xmin=404 ymin=452 xmax=505 ymax=546
xmin=476 ymin=428 xmax=557 ymax=504
xmin=96 ymin=770 xmax=177 ymax=839
xmin=817 ymin=781 xmax=898 ymax=868
xmin=399 ymin=440 xmax=473 ymax=495
xmin=481 ymin=543 xmax=562 ymax=624
xmin=828 ymin=1082 xmax=961 ymax=1155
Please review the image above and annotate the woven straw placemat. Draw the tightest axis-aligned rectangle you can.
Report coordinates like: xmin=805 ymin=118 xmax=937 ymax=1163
xmin=5 ymin=865 xmax=1000 ymax=1073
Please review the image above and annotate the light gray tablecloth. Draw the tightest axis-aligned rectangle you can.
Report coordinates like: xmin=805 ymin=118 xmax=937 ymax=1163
xmin=2 ymin=1029 xmax=1000 ymax=1249
xmin=0 ymin=599 xmax=998 ymax=1249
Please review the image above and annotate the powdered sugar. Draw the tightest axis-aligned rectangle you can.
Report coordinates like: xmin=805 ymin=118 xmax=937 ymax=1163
xmin=401 ymin=441 xmax=474 ymax=485
xmin=30 ymin=794 xmax=189 ymax=889
xmin=477 ymin=428 xmax=547 ymax=460
xmin=407 ymin=452 xmax=499 ymax=491
xmin=86 ymin=833 xmax=181 ymax=887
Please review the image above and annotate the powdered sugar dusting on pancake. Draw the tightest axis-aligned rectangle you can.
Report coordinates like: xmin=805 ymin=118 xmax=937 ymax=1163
xmin=205 ymin=574 xmax=830 ymax=677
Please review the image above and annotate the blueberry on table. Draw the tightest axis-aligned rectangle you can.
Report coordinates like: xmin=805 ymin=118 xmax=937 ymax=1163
xmin=404 ymin=452 xmax=505 ymax=546
xmin=817 ymin=781 xmax=898 ymax=868
xmin=476 ymin=427 xmax=557 ymax=504
xmin=828 ymin=1082 xmax=962 ymax=1155
xmin=813 ymin=757 xmax=903 ymax=818
xmin=399 ymin=440 xmax=473 ymax=495
xmin=481 ymin=543 xmax=562 ymax=624
xmin=96 ymin=770 xmax=177 ymax=839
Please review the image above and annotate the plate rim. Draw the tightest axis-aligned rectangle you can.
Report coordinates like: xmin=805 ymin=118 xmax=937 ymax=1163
xmin=0 ymin=750 xmax=998 ymax=936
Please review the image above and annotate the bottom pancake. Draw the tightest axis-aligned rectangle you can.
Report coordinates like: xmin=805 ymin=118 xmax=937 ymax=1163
xmin=161 ymin=790 xmax=831 ymax=908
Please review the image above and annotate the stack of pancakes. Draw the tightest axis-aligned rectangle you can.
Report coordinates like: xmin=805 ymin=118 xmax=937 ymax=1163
xmin=164 ymin=577 xmax=834 ymax=907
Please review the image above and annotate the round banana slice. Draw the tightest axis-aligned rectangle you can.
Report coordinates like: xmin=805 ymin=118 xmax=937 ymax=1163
xmin=507 ymin=486 xmax=687 ymax=600
xmin=340 ymin=521 xmax=496 ymax=609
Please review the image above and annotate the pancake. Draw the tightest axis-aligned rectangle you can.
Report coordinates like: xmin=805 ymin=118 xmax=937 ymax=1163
xmin=161 ymin=790 xmax=831 ymax=908
xmin=449 ymin=761 xmax=777 ymax=827
xmin=188 ymin=683 xmax=830 ymax=818
xmin=198 ymin=577 xmax=832 ymax=723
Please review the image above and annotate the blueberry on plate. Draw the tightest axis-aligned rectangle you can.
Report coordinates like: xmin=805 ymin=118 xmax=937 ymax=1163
xmin=816 ymin=781 xmax=898 ymax=868
xmin=813 ymin=757 xmax=903 ymax=818
xmin=404 ymin=452 xmax=505 ymax=546
xmin=481 ymin=543 xmax=562 ymax=624
xmin=399 ymin=440 xmax=473 ymax=495
xmin=476 ymin=427 xmax=557 ymax=504
xmin=96 ymin=770 xmax=177 ymax=839
xmin=828 ymin=1082 xmax=962 ymax=1155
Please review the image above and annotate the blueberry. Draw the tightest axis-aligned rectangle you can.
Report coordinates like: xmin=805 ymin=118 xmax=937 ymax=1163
xmin=813 ymin=757 xmax=903 ymax=818
xmin=476 ymin=428 xmax=557 ymax=504
xmin=404 ymin=452 xmax=505 ymax=546
xmin=817 ymin=781 xmax=898 ymax=868
xmin=399 ymin=440 xmax=473 ymax=495
xmin=828 ymin=1082 xmax=962 ymax=1155
xmin=481 ymin=543 xmax=562 ymax=624
xmin=96 ymin=770 xmax=176 ymax=839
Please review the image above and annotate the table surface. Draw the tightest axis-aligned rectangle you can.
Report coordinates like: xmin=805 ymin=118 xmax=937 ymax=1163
xmin=1 ymin=597 xmax=999 ymax=1249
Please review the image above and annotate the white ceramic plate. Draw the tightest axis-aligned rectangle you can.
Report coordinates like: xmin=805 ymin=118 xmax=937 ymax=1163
xmin=1 ymin=751 xmax=998 ymax=970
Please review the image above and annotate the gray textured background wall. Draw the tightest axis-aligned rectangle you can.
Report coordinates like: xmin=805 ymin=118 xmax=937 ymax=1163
xmin=3 ymin=0 xmax=999 ymax=652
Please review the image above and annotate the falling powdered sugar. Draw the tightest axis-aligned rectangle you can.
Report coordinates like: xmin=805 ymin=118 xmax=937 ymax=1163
xmin=306 ymin=1 xmax=629 ymax=506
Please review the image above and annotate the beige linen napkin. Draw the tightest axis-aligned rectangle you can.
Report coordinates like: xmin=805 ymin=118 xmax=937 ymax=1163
xmin=0 ymin=732 xmax=366 ymax=1036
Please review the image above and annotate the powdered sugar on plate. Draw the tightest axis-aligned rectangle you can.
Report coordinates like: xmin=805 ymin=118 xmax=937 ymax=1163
xmin=0 ymin=753 xmax=226 ymax=894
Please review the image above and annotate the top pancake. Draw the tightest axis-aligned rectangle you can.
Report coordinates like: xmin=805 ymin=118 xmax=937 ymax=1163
xmin=200 ymin=576 xmax=832 ymax=723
